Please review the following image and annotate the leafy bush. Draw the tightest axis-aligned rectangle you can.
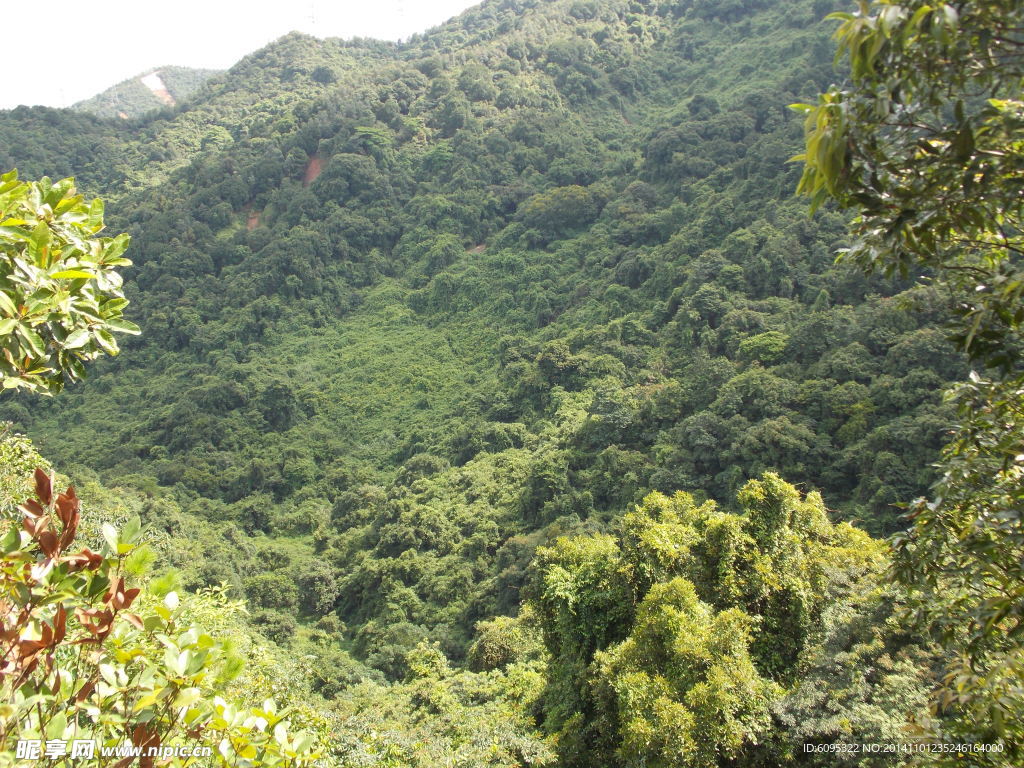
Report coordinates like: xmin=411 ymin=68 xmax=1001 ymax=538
xmin=0 ymin=172 xmax=138 ymax=394
xmin=0 ymin=468 xmax=319 ymax=766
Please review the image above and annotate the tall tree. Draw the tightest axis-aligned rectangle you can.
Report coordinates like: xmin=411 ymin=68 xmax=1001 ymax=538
xmin=793 ymin=0 xmax=1023 ymax=757
xmin=530 ymin=474 xmax=903 ymax=767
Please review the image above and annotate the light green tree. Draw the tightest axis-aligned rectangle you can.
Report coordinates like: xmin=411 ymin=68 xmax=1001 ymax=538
xmin=531 ymin=474 xmax=905 ymax=767
xmin=592 ymin=579 xmax=780 ymax=768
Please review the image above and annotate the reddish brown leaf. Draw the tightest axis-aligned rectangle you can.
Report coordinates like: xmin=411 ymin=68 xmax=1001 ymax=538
xmin=105 ymin=577 xmax=125 ymax=607
xmin=131 ymin=723 xmax=160 ymax=757
xmin=123 ymin=612 xmax=145 ymax=630
xmin=20 ymin=498 xmax=45 ymax=518
xmin=34 ymin=468 xmax=52 ymax=505
xmin=19 ymin=639 xmax=46 ymax=655
xmin=58 ymin=514 xmax=79 ymax=550
xmin=37 ymin=530 xmax=58 ymax=558
xmin=55 ymin=490 xmax=80 ymax=522
xmin=93 ymin=610 xmax=114 ymax=640
xmin=64 ymin=548 xmax=103 ymax=572
xmin=53 ymin=605 xmax=67 ymax=644
xmin=75 ymin=607 xmax=101 ymax=635
xmin=75 ymin=679 xmax=96 ymax=702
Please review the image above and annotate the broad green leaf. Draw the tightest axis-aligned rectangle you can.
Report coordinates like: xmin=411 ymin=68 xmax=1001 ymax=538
xmin=292 ymin=732 xmax=314 ymax=753
xmin=31 ymin=221 xmax=52 ymax=256
xmin=0 ymin=526 xmax=19 ymax=552
xmin=44 ymin=711 xmax=67 ymax=740
xmin=101 ymin=522 xmax=120 ymax=553
xmin=16 ymin=324 xmax=45 ymax=357
xmin=105 ymin=318 xmax=141 ymax=335
xmin=102 ymin=233 xmax=131 ymax=261
xmin=99 ymin=663 xmax=118 ymax=687
xmin=0 ymin=225 xmax=32 ymax=242
xmin=274 ymin=722 xmax=288 ymax=747
xmin=87 ymin=197 xmax=104 ymax=230
xmin=0 ymin=291 xmax=17 ymax=317
xmin=174 ymin=687 xmax=202 ymax=708
xmin=94 ymin=328 xmax=118 ymax=354
xmin=121 ymin=515 xmax=142 ymax=544
xmin=62 ymin=328 xmax=91 ymax=349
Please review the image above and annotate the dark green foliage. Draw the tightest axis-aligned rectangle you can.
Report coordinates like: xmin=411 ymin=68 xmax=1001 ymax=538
xmin=244 ymin=571 xmax=300 ymax=611
xmin=795 ymin=0 xmax=1024 ymax=757
xmin=253 ymin=608 xmax=298 ymax=644
xmin=774 ymin=580 xmax=930 ymax=766
xmin=0 ymin=1 xmax=975 ymax=761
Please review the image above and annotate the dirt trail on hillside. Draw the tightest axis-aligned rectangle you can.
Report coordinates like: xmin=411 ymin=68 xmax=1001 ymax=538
xmin=303 ymin=155 xmax=323 ymax=186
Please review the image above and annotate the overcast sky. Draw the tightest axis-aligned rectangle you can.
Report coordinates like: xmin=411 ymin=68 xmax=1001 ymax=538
xmin=1 ymin=0 xmax=480 ymax=110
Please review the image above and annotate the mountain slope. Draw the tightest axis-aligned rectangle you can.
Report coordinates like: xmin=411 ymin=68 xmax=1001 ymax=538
xmin=0 ymin=0 xmax=959 ymax=673
xmin=72 ymin=65 xmax=222 ymax=119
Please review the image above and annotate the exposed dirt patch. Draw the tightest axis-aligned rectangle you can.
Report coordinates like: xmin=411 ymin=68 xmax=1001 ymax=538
xmin=246 ymin=211 xmax=261 ymax=231
xmin=151 ymin=88 xmax=174 ymax=106
xmin=467 ymin=244 xmax=486 ymax=254
xmin=303 ymin=154 xmax=324 ymax=187
xmin=140 ymin=71 xmax=175 ymax=107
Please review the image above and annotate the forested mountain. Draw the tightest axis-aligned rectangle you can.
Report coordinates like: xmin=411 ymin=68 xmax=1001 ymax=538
xmin=72 ymin=66 xmax=222 ymax=120
xmin=0 ymin=0 xmax=992 ymax=765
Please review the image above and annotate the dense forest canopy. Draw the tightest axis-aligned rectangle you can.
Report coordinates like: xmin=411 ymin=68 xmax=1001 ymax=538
xmin=1 ymin=0 xmax=1018 ymax=764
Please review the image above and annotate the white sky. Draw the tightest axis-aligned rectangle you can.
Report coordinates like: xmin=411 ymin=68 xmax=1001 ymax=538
xmin=1 ymin=0 xmax=480 ymax=110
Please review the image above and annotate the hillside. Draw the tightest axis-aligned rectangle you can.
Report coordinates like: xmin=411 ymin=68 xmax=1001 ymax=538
xmin=0 ymin=0 xmax=972 ymax=764
xmin=72 ymin=66 xmax=222 ymax=119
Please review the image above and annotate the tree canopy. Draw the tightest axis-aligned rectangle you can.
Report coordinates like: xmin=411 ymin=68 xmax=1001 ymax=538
xmin=794 ymin=0 xmax=1024 ymax=758
xmin=529 ymin=473 xmax=928 ymax=767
